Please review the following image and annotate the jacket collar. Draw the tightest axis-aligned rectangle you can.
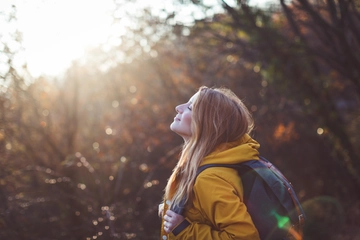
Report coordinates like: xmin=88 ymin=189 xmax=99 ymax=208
xmin=200 ymin=134 xmax=260 ymax=166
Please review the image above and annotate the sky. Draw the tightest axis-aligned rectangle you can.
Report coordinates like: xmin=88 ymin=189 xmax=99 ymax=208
xmin=1 ymin=0 xmax=269 ymax=78
xmin=2 ymin=0 xmax=116 ymax=77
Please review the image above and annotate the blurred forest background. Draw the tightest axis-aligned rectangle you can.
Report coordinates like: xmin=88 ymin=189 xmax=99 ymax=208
xmin=0 ymin=0 xmax=359 ymax=239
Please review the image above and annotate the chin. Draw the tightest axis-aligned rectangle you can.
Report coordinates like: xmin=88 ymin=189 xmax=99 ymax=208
xmin=170 ymin=127 xmax=182 ymax=136
xmin=170 ymin=123 xmax=176 ymax=132
xmin=171 ymin=128 xmax=181 ymax=135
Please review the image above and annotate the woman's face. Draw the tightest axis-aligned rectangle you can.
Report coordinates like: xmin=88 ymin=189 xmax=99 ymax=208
xmin=170 ymin=92 xmax=199 ymax=141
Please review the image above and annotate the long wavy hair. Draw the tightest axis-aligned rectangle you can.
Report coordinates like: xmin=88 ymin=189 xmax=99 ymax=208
xmin=164 ymin=86 xmax=254 ymax=210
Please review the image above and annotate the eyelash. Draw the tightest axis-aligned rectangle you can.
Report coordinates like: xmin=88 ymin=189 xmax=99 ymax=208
xmin=188 ymin=106 xmax=192 ymax=110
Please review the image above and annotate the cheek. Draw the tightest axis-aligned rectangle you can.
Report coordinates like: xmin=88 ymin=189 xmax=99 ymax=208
xmin=182 ymin=113 xmax=192 ymax=129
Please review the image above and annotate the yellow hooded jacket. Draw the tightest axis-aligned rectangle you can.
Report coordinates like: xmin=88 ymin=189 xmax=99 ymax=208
xmin=160 ymin=134 xmax=261 ymax=240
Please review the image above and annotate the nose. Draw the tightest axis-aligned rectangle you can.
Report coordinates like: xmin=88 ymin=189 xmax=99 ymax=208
xmin=175 ymin=104 xmax=184 ymax=113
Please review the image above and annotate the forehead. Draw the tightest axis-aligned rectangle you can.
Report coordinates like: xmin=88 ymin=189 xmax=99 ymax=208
xmin=189 ymin=92 xmax=199 ymax=103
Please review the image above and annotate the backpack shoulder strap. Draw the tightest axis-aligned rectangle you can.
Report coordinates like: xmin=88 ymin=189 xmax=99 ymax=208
xmin=257 ymin=157 xmax=306 ymax=227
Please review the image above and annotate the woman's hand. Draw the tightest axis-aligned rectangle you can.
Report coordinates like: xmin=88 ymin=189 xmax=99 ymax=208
xmin=163 ymin=209 xmax=185 ymax=233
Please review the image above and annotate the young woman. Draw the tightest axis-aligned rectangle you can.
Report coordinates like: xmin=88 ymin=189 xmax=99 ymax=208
xmin=159 ymin=86 xmax=261 ymax=239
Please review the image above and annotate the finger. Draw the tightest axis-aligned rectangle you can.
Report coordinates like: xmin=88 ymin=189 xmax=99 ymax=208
xmin=165 ymin=222 xmax=173 ymax=230
xmin=164 ymin=224 xmax=172 ymax=233
xmin=165 ymin=209 xmax=175 ymax=217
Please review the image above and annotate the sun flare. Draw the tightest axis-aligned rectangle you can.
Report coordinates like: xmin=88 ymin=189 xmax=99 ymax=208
xmin=9 ymin=0 xmax=115 ymax=77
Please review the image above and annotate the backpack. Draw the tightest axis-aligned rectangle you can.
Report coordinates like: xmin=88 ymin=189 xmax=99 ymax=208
xmin=195 ymin=156 xmax=306 ymax=240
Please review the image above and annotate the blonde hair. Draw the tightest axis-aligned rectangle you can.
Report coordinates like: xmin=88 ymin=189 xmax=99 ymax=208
xmin=165 ymin=86 xmax=254 ymax=210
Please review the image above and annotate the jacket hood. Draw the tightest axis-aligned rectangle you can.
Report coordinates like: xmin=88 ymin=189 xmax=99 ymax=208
xmin=201 ymin=134 xmax=260 ymax=166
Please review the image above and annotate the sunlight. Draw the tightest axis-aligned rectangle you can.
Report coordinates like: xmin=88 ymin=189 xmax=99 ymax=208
xmin=12 ymin=0 xmax=115 ymax=77
xmin=3 ymin=0 xmax=272 ymax=77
